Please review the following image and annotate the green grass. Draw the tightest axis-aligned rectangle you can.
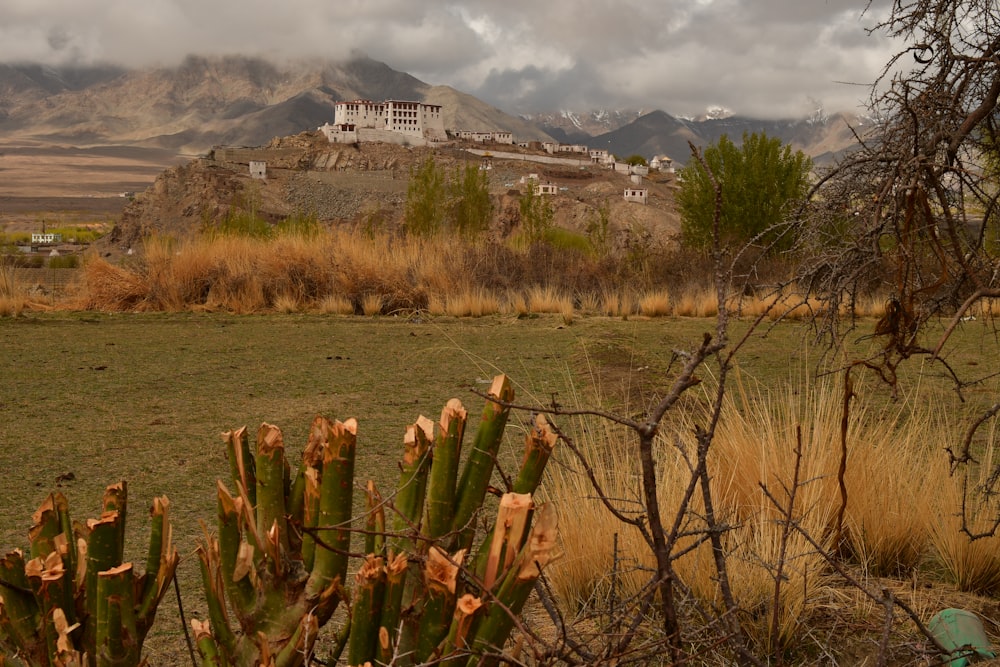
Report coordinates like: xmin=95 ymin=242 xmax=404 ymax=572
xmin=2 ymin=311 xmax=999 ymax=663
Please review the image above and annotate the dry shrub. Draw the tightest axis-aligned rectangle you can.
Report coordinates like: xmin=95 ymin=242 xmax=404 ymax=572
xmin=0 ymin=257 xmax=17 ymax=299
xmin=426 ymin=292 xmax=447 ymax=316
xmin=543 ymin=415 xmax=653 ymax=613
xmin=560 ymin=299 xmax=575 ymax=325
xmin=142 ymin=236 xmax=213 ymax=310
xmin=638 ymin=290 xmax=670 ymax=317
xmin=75 ymin=257 xmax=149 ymax=311
xmin=850 ymin=293 xmax=889 ymax=319
xmin=976 ymin=298 xmax=1000 ymax=317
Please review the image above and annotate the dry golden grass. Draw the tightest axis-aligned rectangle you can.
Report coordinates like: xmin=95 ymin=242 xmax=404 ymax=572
xmin=527 ymin=285 xmax=573 ymax=314
xmin=0 ymin=259 xmax=26 ymax=316
xmin=599 ymin=289 xmax=636 ymax=317
xmin=546 ymin=373 xmax=985 ymax=650
xmin=12 ymin=225 xmax=897 ymax=324
xmin=0 ymin=294 xmax=26 ymax=317
xmin=315 ymin=294 xmax=355 ymax=315
xmin=74 ymin=256 xmax=150 ymax=311
xmin=442 ymin=288 xmax=500 ymax=317
xmin=672 ymin=286 xmax=718 ymax=317
xmin=576 ymin=292 xmax=602 ymax=316
xmin=361 ymin=292 xmax=384 ymax=316
xmin=927 ymin=430 xmax=1000 ymax=595
xmin=638 ymin=290 xmax=671 ymax=317
xmin=503 ymin=290 xmax=530 ymax=317
xmin=272 ymin=293 xmax=302 ymax=313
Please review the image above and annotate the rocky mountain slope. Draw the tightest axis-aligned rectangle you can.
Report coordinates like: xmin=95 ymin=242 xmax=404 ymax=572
xmin=1 ymin=54 xmax=866 ymax=165
xmin=588 ymin=109 xmax=869 ymax=166
xmin=0 ymin=56 xmax=552 ymax=153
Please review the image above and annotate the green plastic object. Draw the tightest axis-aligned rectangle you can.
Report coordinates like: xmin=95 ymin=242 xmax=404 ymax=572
xmin=928 ymin=608 xmax=996 ymax=666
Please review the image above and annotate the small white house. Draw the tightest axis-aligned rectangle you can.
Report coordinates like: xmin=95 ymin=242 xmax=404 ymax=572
xmin=249 ymin=161 xmax=267 ymax=180
xmin=624 ymin=188 xmax=648 ymax=205
xmin=536 ymin=183 xmax=558 ymax=195
xmin=31 ymin=233 xmax=62 ymax=244
xmin=318 ymin=122 xmax=359 ymax=144
xmin=590 ymin=149 xmax=609 ymax=163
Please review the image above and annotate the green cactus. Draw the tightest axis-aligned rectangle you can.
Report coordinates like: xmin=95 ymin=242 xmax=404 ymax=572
xmin=193 ymin=419 xmax=353 ymax=666
xmin=193 ymin=373 xmax=558 ymax=666
xmin=0 ymin=483 xmax=179 ymax=667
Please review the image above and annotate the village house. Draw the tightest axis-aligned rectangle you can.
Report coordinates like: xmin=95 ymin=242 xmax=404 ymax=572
xmin=31 ymin=233 xmax=62 ymax=244
xmin=249 ymin=161 xmax=267 ymax=179
xmin=456 ymin=130 xmax=513 ymax=144
xmin=624 ymin=187 xmax=648 ymax=205
xmin=590 ymin=149 xmax=610 ymax=163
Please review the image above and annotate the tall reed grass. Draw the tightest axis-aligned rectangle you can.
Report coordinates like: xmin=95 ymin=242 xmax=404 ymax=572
xmin=56 ymin=225 xmax=893 ymax=319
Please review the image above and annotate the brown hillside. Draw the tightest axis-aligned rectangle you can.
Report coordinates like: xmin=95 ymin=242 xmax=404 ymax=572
xmin=106 ymin=133 xmax=680 ymax=255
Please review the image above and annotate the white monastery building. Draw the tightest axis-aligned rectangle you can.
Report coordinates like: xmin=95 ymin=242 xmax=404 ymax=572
xmin=320 ymin=99 xmax=447 ymax=144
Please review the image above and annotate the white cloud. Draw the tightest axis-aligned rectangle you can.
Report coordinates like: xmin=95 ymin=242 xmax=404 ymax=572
xmin=0 ymin=0 xmax=903 ymax=117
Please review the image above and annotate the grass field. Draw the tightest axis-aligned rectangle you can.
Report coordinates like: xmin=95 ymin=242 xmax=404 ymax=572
xmin=3 ymin=311 xmax=1000 ymax=663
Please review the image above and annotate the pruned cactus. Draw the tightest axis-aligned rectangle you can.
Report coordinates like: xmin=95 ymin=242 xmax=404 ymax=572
xmin=0 ymin=483 xmax=179 ymax=667
xmin=193 ymin=373 xmax=559 ymax=666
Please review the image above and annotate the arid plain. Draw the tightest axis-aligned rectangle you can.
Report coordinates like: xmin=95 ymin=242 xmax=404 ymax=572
xmin=0 ymin=141 xmax=185 ymax=231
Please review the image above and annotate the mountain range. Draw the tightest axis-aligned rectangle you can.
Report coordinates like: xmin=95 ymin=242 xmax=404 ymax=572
xmin=0 ymin=55 xmax=865 ymax=165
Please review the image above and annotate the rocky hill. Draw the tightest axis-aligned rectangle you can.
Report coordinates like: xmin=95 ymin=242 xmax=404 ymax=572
xmin=106 ymin=132 xmax=680 ymax=255
xmin=0 ymin=56 xmax=552 ymax=153
xmin=588 ymin=109 xmax=870 ymax=167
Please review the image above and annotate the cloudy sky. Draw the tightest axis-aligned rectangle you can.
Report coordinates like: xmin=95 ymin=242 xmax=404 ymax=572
xmin=1 ymin=0 xmax=902 ymax=119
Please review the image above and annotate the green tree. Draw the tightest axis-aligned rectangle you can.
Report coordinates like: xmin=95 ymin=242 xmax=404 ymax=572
xmin=405 ymin=157 xmax=446 ymax=236
xmin=678 ymin=132 xmax=812 ymax=250
xmin=519 ymin=182 xmax=554 ymax=243
xmin=624 ymin=154 xmax=648 ymax=166
xmin=585 ymin=201 xmax=612 ymax=257
xmin=448 ymin=164 xmax=493 ymax=238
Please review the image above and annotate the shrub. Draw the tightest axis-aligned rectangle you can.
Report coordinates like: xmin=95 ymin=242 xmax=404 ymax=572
xmin=48 ymin=254 xmax=80 ymax=269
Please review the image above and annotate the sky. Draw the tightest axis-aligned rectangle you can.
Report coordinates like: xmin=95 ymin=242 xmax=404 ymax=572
xmin=0 ymin=0 xmax=903 ymax=119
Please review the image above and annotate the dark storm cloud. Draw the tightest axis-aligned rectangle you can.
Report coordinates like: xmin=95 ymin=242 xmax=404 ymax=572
xmin=0 ymin=0 xmax=900 ymax=117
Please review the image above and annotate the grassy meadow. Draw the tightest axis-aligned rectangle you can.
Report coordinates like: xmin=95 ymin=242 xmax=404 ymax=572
xmin=3 ymin=308 xmax=1000 ymax=663
xmin=4 ymin=227 xmax=1000 ymax=662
